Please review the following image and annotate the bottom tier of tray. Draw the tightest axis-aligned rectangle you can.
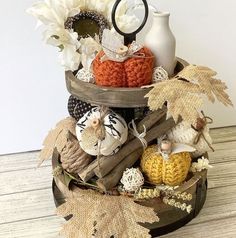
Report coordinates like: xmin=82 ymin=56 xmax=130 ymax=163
xmin=52 ymin=169 xmax=207 ymax=237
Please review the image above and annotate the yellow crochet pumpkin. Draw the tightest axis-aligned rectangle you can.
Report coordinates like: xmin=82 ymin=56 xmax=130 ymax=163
xmin=140 ymin=145 xmax=192 ymax=186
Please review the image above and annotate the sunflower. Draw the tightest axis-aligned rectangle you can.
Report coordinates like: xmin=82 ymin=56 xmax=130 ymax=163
xmin=27 ymin=0 xmax=139 ymax=71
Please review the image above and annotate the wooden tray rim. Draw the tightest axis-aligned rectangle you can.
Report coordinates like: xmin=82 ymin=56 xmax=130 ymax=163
xmin=65 ymin=57 xmax=189 ymax=108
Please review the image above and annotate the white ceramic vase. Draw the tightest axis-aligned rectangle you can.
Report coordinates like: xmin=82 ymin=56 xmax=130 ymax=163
xmin=144 ymin=11 xmax=176 ymax=76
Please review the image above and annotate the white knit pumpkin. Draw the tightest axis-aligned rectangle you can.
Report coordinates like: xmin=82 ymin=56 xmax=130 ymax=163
xmin=76 ymin=107 xmax=128 ymax=156
xmin=167 ymin=121 xmax=212 ymax=158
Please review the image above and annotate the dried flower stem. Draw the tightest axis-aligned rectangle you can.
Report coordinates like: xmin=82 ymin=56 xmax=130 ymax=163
xmin=163 ymin=196 xmax=192 ymax=213
xmin=52 ymin=166 xmax=63 ymax=177
xmin=134 ymin=188 xmax=161 ymax=200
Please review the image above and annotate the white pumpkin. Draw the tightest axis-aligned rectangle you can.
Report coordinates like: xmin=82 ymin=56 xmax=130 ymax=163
xmin=76 ymin=107 xmax=128 ymax=156
xmin=167 ymin=121 xmax=212 ymax=158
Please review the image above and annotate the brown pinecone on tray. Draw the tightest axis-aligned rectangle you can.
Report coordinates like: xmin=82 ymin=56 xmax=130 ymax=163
xmin=60 ymin=132 xmax=93 ymax=174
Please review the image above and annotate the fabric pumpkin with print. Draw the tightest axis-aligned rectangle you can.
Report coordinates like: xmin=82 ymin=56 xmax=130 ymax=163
xmin=76 ymin=107 xmax=128 ymax=156
xmin=67 ymin=95 xmax=95 ymax=121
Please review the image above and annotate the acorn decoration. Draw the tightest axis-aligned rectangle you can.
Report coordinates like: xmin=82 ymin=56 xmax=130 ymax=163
xmin=76 ymin=106 xmax=128 ymax=156
xmin=60 ymin=132 xmax=92 ymax=174
xmin=93 ymin=29 xmax=154 ymax=87
xmin=68 ymin=95 xmax=94 ymax=121
xmin=140 ymin=141 xmax=195 ymax=186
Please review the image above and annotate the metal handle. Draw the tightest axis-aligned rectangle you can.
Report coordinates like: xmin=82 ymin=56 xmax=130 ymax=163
xmin=111 ymin=0 xmax=149 ymax=45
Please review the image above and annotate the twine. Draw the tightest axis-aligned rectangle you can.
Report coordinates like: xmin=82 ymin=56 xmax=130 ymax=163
xmin=128 ymin=120 xmax=147 ymax=149
xmin=94 ymin=106 xmax=109 ymax=172
xmin=100 ymin=44 xmax=155 ymax=63
xmin=191 ymin=111 xmax=214 ymax=152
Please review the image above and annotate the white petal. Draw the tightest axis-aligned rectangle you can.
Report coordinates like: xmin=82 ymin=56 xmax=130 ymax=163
xmin=171 ymin=143 xmax=196 ymax=155
xmin=27 ymin=0 xmax=68 ymax=27
xmin=59 ymin=45 xmax=80 ymax=71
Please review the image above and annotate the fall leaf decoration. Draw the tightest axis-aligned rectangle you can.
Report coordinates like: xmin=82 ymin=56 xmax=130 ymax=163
xmin=57 ymin=188 xmax=159 ymax=238
xmin=177 ymin=65 xmax=233 ymax=106
xmin=145 ymin=65 xmax=233 ymax=124
xmin=145 ymin=79 xmax=203 ymax=124
xmin=39 ymin=117 xmax=77 ymax=166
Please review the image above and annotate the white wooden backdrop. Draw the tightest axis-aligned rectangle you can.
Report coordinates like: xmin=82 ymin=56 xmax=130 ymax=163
xmin=0 ymin=0 xmax=235 ymax=154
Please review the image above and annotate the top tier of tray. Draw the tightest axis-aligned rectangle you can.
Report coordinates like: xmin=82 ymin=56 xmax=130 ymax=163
xmin=66 ymin=58 xmax=189 ymax=108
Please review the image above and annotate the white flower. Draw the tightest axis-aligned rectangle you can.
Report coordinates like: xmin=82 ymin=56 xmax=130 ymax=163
xmin=43 ymin=26 xmax=81 ymax=71
xmin=43 ymin=26 xmax=80 ymax=49
xmin=87 ymin=0 xmax=110 ymax=14
xmin=27 ymin=0 xmax=68 ymax=27
xmin=28 ymin=0 xmax=140 ymax=71
xmin=59 ymin=45 xmax=81 ymax=71
xmin=190 ymin=156 xmax=213 ymax=172
xmin=111 ymin=0 xmax=140 ymax=32
xmin=79 ymin=36 xmax=101 ymax=70
xmin=59 ymin=0 xmax=84 ymax=17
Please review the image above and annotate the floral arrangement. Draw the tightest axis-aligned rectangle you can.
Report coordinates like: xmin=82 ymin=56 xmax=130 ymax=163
xmin=27 ymin=0 xmax=139 ymax=71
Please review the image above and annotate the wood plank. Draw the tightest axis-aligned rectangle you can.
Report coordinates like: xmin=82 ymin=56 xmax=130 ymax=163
xmin=207 ymin=161 xmax=236 ymax=189
xmin=0 ymin=216 xmax=63 ymax=238
xmin=0 ymin=125 xmax=234 ymax=238
xmin=189 ymin=184 xmax=236 ymax=225
xmin=160 ymin=216 xmax=236 ymax=238
xmin=208 ymin=141 xmax=236 ymax=164
xmin=0 ymin=166 xmax=52 ymax=195
xmin=0 ymin=151 xmax=50 ymax=173
xmin=210 ymin=126 xmax=236 ymax=144
xmin=0 ymin=188 xmax=56 ymax=224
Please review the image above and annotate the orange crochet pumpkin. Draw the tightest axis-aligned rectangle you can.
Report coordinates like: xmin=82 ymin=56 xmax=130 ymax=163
xmin=93 ymin=47 xmax=154 ymax=87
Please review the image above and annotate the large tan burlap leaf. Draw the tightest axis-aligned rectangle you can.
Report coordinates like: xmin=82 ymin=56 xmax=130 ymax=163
xmin=39 ymin=117 xmax=77 ymax=166
xmin=177 ymin=65 xmax=233 ymax=106
xmin=145 ymin=79 xmax=203 ymax=125
xmin=145 ymin=65 xmax=233 ymax=125
xmin=57 ymin=189 xmax=159 ymax=238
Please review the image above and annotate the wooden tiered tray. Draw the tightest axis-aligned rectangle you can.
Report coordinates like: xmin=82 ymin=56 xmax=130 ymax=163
xmin=56 ymin=57 xmax=208 ymax=236
xmin=65 ymin=58 xmax=189 ymax=108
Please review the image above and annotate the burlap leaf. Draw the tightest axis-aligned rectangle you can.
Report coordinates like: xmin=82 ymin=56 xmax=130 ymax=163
xmin=145 ymin=79 xmax=203 ymax=124
xmin=39 ymin=117 xmax=76 ymax=166
xmin=177 ymin=65 xmax=233 ymax=106
xmin=57 ymin=189 xmax=159 ymax=238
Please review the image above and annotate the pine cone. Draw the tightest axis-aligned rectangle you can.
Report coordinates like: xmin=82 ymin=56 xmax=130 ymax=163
xmin=60 ymin=132 xmax=92 ymax=174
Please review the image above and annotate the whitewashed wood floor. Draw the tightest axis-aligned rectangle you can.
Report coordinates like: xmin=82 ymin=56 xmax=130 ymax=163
xmin=0 ymin=127 xmax=236 ymax=238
